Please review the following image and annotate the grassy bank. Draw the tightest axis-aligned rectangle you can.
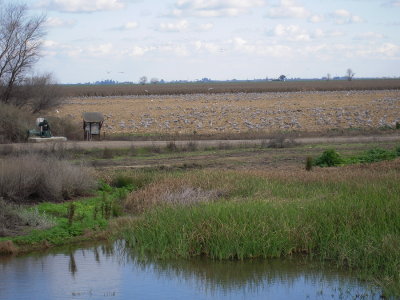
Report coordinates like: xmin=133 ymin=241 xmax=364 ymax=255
xmin=0 ymin=185 xmax=129 ymax=254
xmin=123 ymin=161 xmax=400 ymax=294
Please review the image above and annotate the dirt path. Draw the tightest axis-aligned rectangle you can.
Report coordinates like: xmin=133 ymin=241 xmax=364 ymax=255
xmin=1 ymin=134 xmax=399 ymax=152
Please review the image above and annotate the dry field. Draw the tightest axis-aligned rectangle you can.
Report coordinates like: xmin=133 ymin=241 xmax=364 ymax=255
xmin=55 ymin=90 xmax=400 ymax=135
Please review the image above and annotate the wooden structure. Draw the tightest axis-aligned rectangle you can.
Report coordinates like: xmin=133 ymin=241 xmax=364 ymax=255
xmin=83 ymin=112 xmax=104 ymax=141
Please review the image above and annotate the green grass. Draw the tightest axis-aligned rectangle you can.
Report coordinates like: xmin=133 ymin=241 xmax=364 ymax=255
xmin=0 ymin=185 xmax=130 ymax=248
xmin=124 ymin=168 xmax=400 ymax=295
xmin=315 ymin=146 xmax=400 ymax=167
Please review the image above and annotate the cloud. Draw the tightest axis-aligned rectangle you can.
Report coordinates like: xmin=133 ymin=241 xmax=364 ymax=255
xmin=271 ymin=24 xmax=311 ymax=41
xmin=382 ymin=1 xmax=400 ymax=7
xmin=266 ymin=0 xmax=310 ymax=19
xmin=158 ymin=20 xmax=189 ymax=32
xmin=197 ymin=23 xmax=214 ymax=31
xmin=354 ymin=32 xmax=385 ymax=40
xmin=169 ymin=0 xmax=265 ymax=17
xmin=309 ymin=14 xmax=324 ymax=23
xmin=112 ymin=22 xmax=139 ymax=31
xmin=332 ymin=9 xmax=363 ymax=24
xmin=36 ymin=0 xmax=125 ymax=13
xmin=45 ymin=17 xmax=76 ymax=28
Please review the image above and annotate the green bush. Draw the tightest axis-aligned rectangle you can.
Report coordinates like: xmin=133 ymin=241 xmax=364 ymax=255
xmin=314 ymin=149 xmax=343 ymax=167
xmin=356 ymin=148 xmax=397 ymax=163
xmin=112 ymin=174 xmax=134 ymax=188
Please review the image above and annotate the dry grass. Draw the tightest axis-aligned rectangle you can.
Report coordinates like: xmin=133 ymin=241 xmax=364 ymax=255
xmin=59 ymin=79 xmax=400 ymax=97
xmin=55 ymin=90 xmax=400 ymax=136
xmin=0 ymin=154 xmax=96 ymax=202
xmin=124 ymin=173 xmax=227 ymax=214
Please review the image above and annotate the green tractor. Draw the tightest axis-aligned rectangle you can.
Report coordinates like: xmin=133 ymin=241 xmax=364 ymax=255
xmin=27 ymin=118 xmax=52 ymax=138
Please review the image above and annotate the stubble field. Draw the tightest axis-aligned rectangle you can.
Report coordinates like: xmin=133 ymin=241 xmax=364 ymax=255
xmin=56 ymin=89 xmax=400 ymax=136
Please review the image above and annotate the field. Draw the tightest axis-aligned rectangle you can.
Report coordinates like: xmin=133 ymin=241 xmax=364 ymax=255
xmin=59 ymin=79 xmax=400 ymax=97
xmin=56 ymin=89 xmax=400 ymax=136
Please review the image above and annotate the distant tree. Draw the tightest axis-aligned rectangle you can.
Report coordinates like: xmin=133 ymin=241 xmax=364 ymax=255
xmin=326 ymin=73 xmax=331 ymax=81
xmin=139 ymin=76 xmax=147 ymax=85
xmin=0 ymin=3 xmax=46 ymax=105
xmin=16 ymin=73 xmax=62 ymax=113
xmin=278 ymin=75 xmax=286 ymax=81
xmin=150 ymin=77 xmax=159 ymax=84
xmin=346 ymin=69 xmax=355 ymax=81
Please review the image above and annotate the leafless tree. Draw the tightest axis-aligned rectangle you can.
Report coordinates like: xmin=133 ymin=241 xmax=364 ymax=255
xmin=0 ymin=3 xmax=46 ymax=105
xmin=326 ymin=73 xmax=331 ymax=81
xmin=346 ymin=68 xmax=355 ymax=81
xmin=150 ymin=77 xmax=159 ymax=84
xmin=139 ymin=76 xmax=147 ymax=85
xmin=16 ymin=73 xmax=62 ymax=113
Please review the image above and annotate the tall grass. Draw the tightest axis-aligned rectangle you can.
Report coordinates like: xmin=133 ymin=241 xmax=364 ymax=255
xmin=124 ymin=161 xmax=400 ymax=293
xmin=0 ymin=154 xmax=96 ymax=202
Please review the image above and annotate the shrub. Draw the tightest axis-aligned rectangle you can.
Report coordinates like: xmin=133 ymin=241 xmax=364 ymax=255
xmin=0 ymin=103 xmax=35 ymax=143
xmin=0 ymin=154 xmax=96 ymax=203
xmin=112 ymin=174 xmax=134 ymax=188
xmin=46 ymin=116 xmax=82 ymax=140
xmin=357 ymin=148 xmax=397 ymax=163
xmin=315 ymin=149 xmax=343 ymax=167
xmin=305 ymin=156 xmax=313 ymax=171
xmin=166 ymin=141 xmax=178 ymax=152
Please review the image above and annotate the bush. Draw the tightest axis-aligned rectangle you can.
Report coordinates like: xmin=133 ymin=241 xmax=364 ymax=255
xmin=356 ymin=148 xmax=397 ymax=163
xmin=0 ymin=103 xmax=35 ymax=143
xmin=0 ymin=154 xmax=96 ymax=203
xmin=46 ymin=116 xmax=82 ymax=140
xmin=305 ymin=156 xmax=313 ymax=171
xmin=315 ymin=149 xmax=343 ymax=167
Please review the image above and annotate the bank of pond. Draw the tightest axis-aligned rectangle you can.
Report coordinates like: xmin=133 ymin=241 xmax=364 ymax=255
xmin=1 ymin=158 xmax=399 ymax=298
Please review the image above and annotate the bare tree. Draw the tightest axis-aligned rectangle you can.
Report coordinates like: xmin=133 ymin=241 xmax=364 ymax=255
xmin=139 ymin=76 xmax=147 ymax=85
xmin=150 ymin=77 xmax=159 ymax=84
xmin=16 ymin=73 xmax=62 ymax=113
xmin=326 ymin=73 xmax=331 ymax=81
xmin=0 ymin=3 xmax=46 ymax=105
xmin=346 ymin=68 xmax=355 ymax=81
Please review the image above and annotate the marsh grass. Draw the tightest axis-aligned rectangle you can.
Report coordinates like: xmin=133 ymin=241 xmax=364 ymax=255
xmin=124 ymin=161 xmax=400 ymax=294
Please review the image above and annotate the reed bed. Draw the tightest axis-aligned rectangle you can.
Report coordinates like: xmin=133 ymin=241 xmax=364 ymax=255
xmin=123 ymin=160 xmax=400 ymax=293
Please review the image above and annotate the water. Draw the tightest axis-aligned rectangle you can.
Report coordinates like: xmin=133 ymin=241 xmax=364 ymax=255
xmin=0 ymin=241 xmax=381 ymax=300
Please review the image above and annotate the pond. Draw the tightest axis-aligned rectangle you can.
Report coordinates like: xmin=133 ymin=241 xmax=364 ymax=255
xmin=0 ymin=241 xmax=381 ymax=300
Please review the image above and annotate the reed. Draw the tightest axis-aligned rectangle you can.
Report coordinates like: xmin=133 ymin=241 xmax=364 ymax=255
xmin=124 ymin=162 xmax=400 ymax=293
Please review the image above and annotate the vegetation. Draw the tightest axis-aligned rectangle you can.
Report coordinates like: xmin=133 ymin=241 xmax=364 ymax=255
xmin=58 ymin=79 xmax=400 ymax=98
xmin=0 ymin=183 xmax=129 ymax=250
xmin=123 ymin=163 xmax=400 ymax=294
xmin=0 ymin=154 xmax=96 ymax=202
xmin=315 ymin=146 xmax=400 ymax=167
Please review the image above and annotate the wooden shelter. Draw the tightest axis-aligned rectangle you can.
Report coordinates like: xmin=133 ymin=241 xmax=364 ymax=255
xmin=83 ymin=112 xmax=104 ymax=141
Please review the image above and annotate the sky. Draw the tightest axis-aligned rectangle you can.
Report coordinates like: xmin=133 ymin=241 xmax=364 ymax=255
xmin=19 ymin=0 xmax=400 ymax=83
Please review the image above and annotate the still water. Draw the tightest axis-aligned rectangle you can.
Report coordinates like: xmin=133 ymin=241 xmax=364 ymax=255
xmin=0 ymin=241 xmax=381 ymax=300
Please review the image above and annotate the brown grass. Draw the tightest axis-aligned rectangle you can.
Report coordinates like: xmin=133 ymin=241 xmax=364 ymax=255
xmin=59 ymin=79 xmax=400 ymax=97
xmin=0 ymin=240 xmax=17 ymax=255
xmin=55 ymin=89 xmax=400 ymax=136
xmin=124 ymin=173 xmax=228 ymax=214
xmin=0 ymin=154 xmax=96 ymax=202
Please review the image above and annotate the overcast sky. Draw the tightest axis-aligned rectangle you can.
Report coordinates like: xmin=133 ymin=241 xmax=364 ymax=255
xmin=22 ymin=0 xmax=400 ymax=83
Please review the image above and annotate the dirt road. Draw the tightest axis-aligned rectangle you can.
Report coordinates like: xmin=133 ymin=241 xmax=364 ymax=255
xmin=1 ymin=134 xmax=399 ymax=152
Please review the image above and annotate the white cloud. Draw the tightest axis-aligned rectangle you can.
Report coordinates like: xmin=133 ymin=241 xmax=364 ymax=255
xmin=36 ymin=0 xmax=125 ymax=13
xmin=45 ymin=17 xmax=76 ymax=28
xmin=332 ymin=9 xmax=363 ymax=24
xmin=309 ymin=14 xmax=324 ymax=23
xmin=197 ymin=23 xmax=214 ymax=31
xmin=354 ymin=32 xmax=385 ymax=40
xmin=383 ymin=1 xmax=400 ymax=7
xmin=193 ymin=40 xmax=220 ymax=53
xmin=88 ymin=43 xmax=114 ymax=56
xmin=266 ymin=0 xmax=310 ymax=19
xmin=170 ymin=0 xmax=265 ymax=17
xmin=112 ymin=22 xmax=139 ymax=31
xmin=158 ymin=20 xmax=189 ymax=32
xmin=271 ymin=24 xmax=311 ymax=41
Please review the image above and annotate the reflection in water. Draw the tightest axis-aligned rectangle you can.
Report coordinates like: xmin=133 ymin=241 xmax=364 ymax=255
xmin=0 ymin=241 xmax=382 ymax=300
xmin=68 ymin=253 xmax=77 ymax=277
